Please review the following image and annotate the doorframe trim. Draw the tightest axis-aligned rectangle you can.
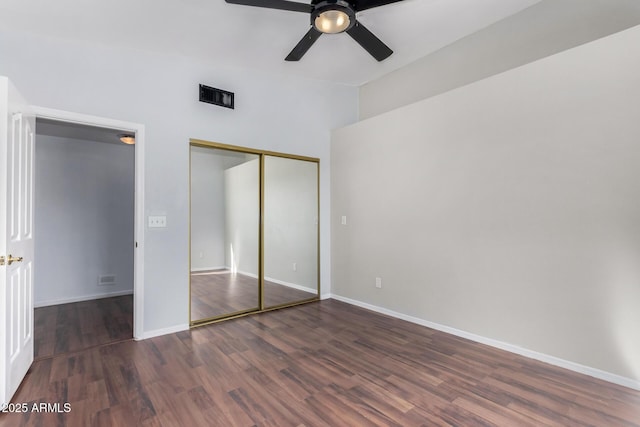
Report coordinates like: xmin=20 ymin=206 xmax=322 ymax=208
xmin=32 ymin=106 xmax=145 ymax=340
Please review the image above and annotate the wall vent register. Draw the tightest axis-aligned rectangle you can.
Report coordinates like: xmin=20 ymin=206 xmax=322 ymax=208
xmin=98 ymin=275 xmax=116 ymax=286
xmin=199 ymin=84 xmax=234 ymax=109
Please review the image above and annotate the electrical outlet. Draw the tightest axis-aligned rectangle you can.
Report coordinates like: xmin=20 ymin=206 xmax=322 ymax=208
xmin=341 ymin=215 xmax=347 ymax=225
xmin=375 ymin=277 xmax=382 ymax=288
xmin=148 ymin=215 xmax=167 ymax=228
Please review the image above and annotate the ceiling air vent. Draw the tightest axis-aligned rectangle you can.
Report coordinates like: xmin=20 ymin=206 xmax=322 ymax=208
xmin=199 ymin=84 xmax=234 ymax=109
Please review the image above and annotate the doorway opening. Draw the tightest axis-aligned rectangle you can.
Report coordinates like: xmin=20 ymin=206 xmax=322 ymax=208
xmin=32 ymin=107 xmax=144 ymax=358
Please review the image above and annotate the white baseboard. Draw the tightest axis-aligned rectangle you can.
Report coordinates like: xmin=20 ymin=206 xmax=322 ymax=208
xmin=136 ymin=323 xmax=190 ymax=340
xmin=233 ymin=270 xmax=317 ymax=295
xmin=239 ymin=270 xmax=258 ymax=279
xmin=265 ymin=276 xmax=317 ymax=294
xmin=34 ymin=290 xmax=133 ymax=308
xmin=329 ymin=294 xmax=640 ymax=392
xmin=190 ymin=266 xmax=227 ymax=273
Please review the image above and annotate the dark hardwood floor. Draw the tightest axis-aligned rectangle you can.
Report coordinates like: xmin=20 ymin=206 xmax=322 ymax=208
xmin=190 ymin=271 xmax=316 ymax=321
xmin=4 ymin=299 xmax=639 ymax=426
xmin=34 ymin=295 xmax=133 ymax=360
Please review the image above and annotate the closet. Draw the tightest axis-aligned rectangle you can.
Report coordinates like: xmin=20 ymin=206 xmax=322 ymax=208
xmin=189 ymin=140 xmax=319 ymax=325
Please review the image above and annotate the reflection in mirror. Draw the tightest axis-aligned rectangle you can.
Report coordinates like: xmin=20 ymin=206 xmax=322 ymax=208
xmin=264 ymin=155 xmax=319 ymax=308
xmin=190 ymin=145 xmax=260 ymax=322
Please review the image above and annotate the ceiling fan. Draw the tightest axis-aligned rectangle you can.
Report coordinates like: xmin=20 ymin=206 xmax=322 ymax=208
xmin=224 ymin=0 xmax=404 ymax=61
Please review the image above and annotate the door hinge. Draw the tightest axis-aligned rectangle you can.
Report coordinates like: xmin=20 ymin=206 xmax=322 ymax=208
xmin=0 ymin=256 xmax=5 ymax=266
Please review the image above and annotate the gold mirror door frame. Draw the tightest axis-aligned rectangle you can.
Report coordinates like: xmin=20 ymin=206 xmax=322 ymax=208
xmin=189 ymin=140 xmax=320 ymax=326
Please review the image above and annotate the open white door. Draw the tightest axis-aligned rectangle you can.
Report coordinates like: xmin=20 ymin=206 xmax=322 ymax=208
xmin=0 ymin=76 xmax=35 ymax=405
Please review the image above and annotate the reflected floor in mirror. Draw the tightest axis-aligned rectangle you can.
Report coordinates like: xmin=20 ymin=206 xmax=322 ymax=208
xmin=190 ymin=269 xmax=317 ymax=321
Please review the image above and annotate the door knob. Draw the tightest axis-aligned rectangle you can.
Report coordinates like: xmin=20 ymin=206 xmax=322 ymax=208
xmin=7 ymin=255 xmax=23 ymax=266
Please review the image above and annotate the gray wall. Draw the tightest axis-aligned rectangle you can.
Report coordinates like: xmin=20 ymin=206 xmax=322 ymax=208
xmin=190 ymin=147 xmax=233 ymax=271
xmin=359 ymin=0 xmax=640 ymax=120
xmin=191 ymin=147 xmax=256 ymax=271
xmin=35 ymin=135 xmax=134 ymax=306
xmin=332 ymin=26 xmax=640 ymax=382
xmin=0 ymin=29 xmax=357 ymax=334
xmin=221 ymin=156 xmax=319 ymax=292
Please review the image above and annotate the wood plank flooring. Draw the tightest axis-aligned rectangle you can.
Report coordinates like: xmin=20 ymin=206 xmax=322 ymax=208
xmin=190 ymin=271 xmax=316 ymax=321
xmin=34 ymin=295 xmax=133 ymax=360
xmin=3 ymin=300 xmax=639 ymax=426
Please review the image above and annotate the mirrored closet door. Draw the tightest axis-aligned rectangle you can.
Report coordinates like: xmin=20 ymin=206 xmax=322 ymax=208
xmin=189 ymin=141 xmax=319 ymax=326
xmin=190 ymin=145 xmax=260 ymax=322
xmin=263 ymin=155 xmax=318 ymax=309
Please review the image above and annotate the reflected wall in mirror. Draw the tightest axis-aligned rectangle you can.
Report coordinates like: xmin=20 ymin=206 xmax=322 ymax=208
xmin=190 ymin=145 xmax=260 ymax=323
xmin=264 ymin=155 xmax=319 ymax=308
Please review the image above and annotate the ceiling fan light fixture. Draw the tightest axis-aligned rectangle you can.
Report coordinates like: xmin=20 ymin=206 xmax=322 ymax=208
xmin=315 ymin=10 xmax=350 ymax=33
xmin=312 ymin=1 xmax=355 ymax=34
xmin=224 ymin=0 xmax=395 ymax=62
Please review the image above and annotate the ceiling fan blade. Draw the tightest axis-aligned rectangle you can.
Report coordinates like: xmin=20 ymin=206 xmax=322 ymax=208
xmin=225 ymin=0 xmax=313 ymax=13
xmin=353 ymin=0 xmax=404 ymax=12
xmin=285 ymin=27 xmax=322 ymax=61
xmin=346 ymin=20 xmax=393 ymax=61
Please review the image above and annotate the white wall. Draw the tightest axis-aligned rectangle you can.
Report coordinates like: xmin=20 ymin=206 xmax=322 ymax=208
xmin=332 ymin=25 xmax=640 ymax=384
xmin=359 ymin=0 xmax=640 ymax=120
xmin=0 ymin=29 xmax=357 ymax=334
xmin=224 ymin=159 xmax=260 ymax=276
xmin=222 ymin=156 xmax=318 ymax=293
xmin=35 ymin=135 xmax=134 ymax=306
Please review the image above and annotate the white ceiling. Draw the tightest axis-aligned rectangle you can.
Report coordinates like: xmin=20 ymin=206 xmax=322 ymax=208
xmin=0 ymin=0 xmax=541 ymax=86
xmin=36 ymin=118 xmax=130 ymax=146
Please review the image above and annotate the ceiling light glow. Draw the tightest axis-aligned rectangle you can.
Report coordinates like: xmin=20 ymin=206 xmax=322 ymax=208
xmin=119 ymin=134 xmax=135 ymax=145
xmin=314 ymin=9 xmax=351 ymax=34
